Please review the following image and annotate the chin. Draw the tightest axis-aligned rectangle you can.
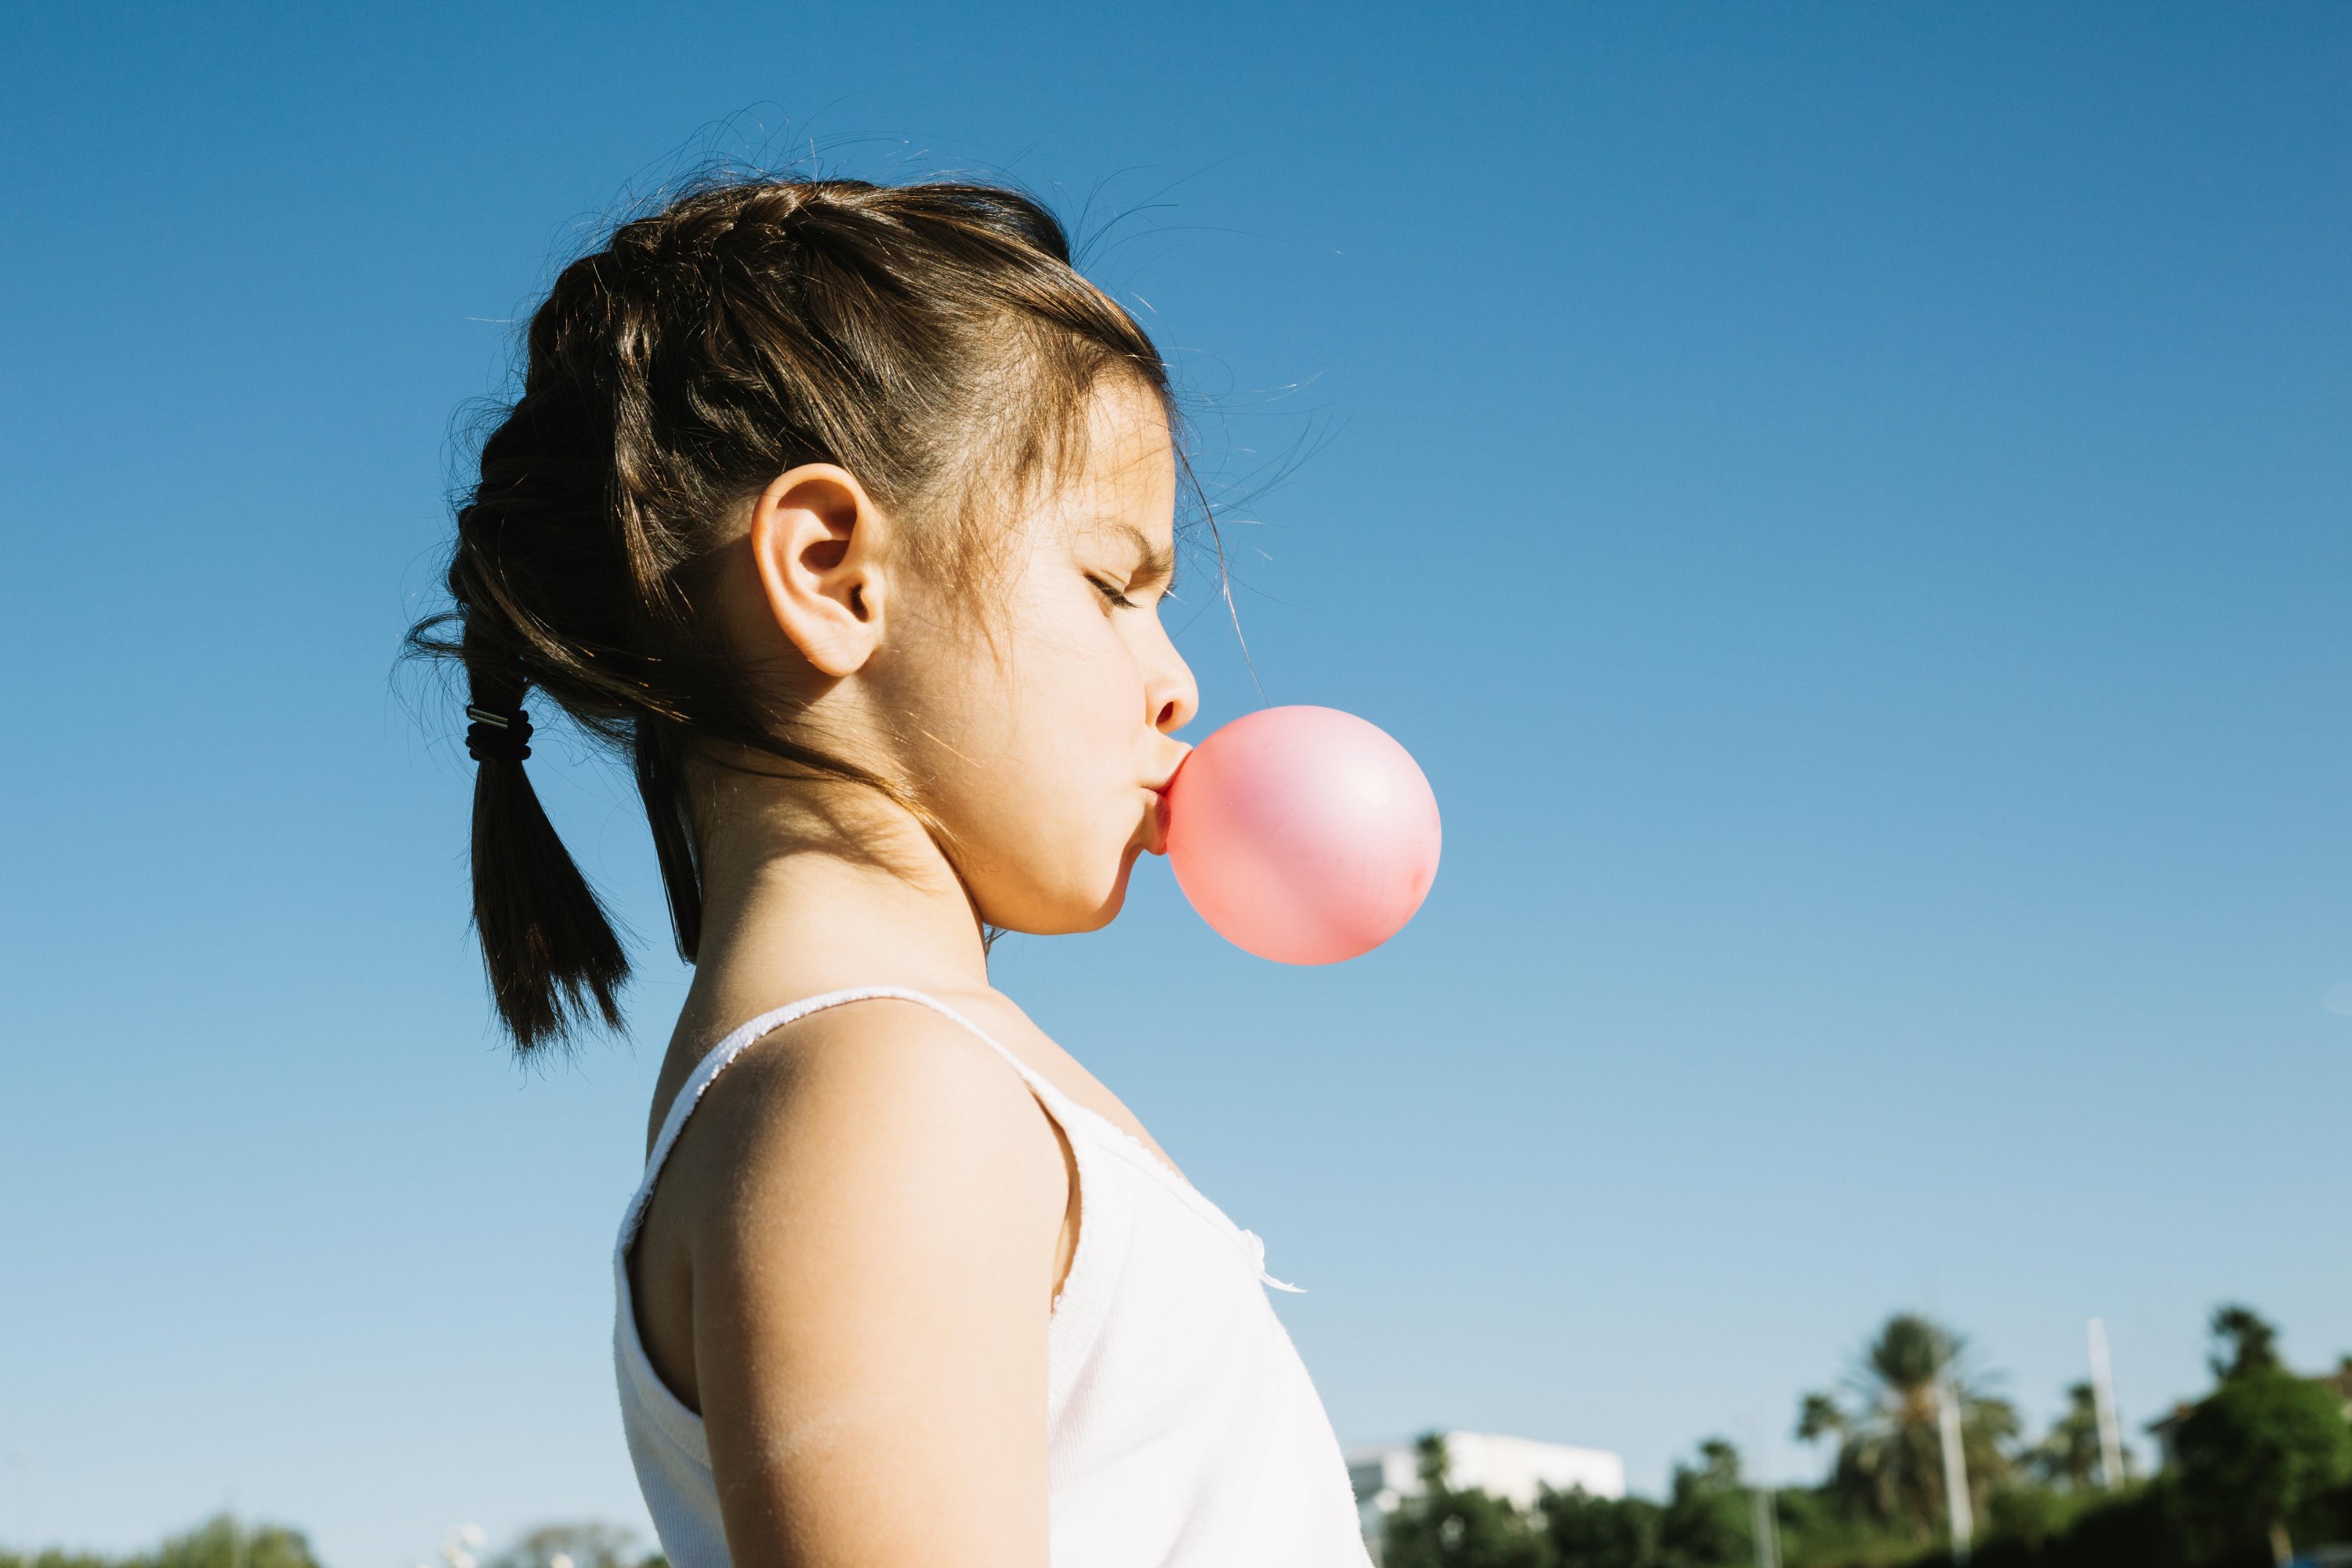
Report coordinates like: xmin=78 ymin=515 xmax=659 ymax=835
xmin=1060 ymin=855 xmax=1140 ymax=935
xmin=988 ymin=844 xmax=1142 ymax=936
xmin=1079 ymin=873 xmax=1132 ymax=931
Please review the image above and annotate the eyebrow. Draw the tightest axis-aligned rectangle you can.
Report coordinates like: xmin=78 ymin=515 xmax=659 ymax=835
xmin=1102 ymin=521 xmax=1178 ymax=589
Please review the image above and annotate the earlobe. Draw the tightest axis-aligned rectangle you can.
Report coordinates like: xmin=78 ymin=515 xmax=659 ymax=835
xmin=746 ymin=464 xmax=889 ymax=677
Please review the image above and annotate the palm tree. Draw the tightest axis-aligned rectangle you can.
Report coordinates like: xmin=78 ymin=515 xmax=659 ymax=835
xmin=2209 ymin=1304 xmax=2282 ymax=1382
xmin=2030 ymin=1381 xmax=2132 ymax=1489
xmin=1795 ymin=1313 xmax=2020 ymax=1540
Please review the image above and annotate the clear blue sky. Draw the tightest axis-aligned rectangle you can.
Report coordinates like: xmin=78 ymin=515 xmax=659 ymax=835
xmin=2 ymin=3 xmax=2347 ymax=1562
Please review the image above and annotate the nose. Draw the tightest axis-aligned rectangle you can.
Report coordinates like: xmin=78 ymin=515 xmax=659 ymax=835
xmin=1149 ymin=643 xmax=1200 ymax=735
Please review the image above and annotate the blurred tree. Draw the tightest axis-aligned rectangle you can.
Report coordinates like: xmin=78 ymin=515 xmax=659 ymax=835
xmin=0 ymin=1518 xmax=321 ymax=1568
xmin=1982 ymin=1483 xmax=2064 ymax=1552
xmin=1379 ymin=1433 xmax=1552 ymax=1568
xmin=1538 ymin=1483 xmax=1657 ymax=1568
xmin=1654 ymin=1440 xmax=1751 ymax=1568
xmin=1686 ymin=1440 xmax=1740 ymax=1491
xmin=484 ymin=1524 xmax=652 ymax=1568
xmin=2172 ymin=1312 xmax=2352 ymax=1568
xmin=1532 ymin=1439 xmax=1764 ymax=1568
xmin=1795 ymin=1314 xmax=2019 ymax=1541
xmin=2029 ymin=1383 xmax=2135 ymax=1490
xmin=146 ymin=1519 xmax=320 ymax=1568
xmin=2209 ymin=1304 xmax=2284 ymax=1383
xmin=1765 ymin=1484 xmax=1923 ymax=1568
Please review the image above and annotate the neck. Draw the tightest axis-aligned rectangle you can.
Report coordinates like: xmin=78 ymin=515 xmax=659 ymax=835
xmin=673 ymin=775 xmax=992 ymax=1047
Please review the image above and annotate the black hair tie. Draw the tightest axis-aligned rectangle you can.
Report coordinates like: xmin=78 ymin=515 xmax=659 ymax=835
xmin=465 ymin=704 xmax=533 ymax=765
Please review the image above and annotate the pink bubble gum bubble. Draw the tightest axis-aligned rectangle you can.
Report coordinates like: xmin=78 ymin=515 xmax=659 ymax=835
xmin=1163 ymin=705 xmax=1441 ymax=964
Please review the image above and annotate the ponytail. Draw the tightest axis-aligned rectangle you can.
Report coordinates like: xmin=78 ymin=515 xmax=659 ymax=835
xmin=464 ymin=659 xmax=628 ymax=1050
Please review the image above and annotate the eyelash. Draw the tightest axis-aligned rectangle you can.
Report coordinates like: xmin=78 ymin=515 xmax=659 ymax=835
xmin=1089 ymin=575 xmax=1142 ymax=611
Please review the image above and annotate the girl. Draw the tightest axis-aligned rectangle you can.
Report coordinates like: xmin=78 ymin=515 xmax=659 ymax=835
xmin=412 ymin=176 xmax=1373 ymax=1567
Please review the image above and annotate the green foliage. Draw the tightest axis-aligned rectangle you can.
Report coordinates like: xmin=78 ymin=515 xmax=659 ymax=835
xmin=1380 ymin=1433 xmax=1552 ymax=1568
xmin=1651 ymin=1443 xmax=1757 ymax=1568
xmin=1388 ymin=1303 xmax=2349 ymax=1568
xmin=1767 ymin=1486 xmax=1920 ymax=1568
xmin=1382 ymin=1430 xmax=1961 ymax=1568
xmin=1795 ymin=1314 xmax=2020 ymax=1541
xmin=1539 ymin=1484 xmax=1662 ymax=1567
xmin=2027 ymin=1385 xmax=2112 ymax=1490
xmin=0 ymin=1518 xmax=321 ymax=1568
xmin=1900 ymin=1481 xmax=2190 ymax=1568
xmin=0 ymin=1516 xmax=673 ymax=1568
xmin=2209 ymin=1305 xmax=2283 ymax=1383
xmin=1983 ymin=1481 xmax=2074 ymax=1548
xmin=483 ymin=1523 xmax=654 ymax=1568
xmin=1887 ymin=1304 xmax=2351 ymax=1568
xmin=2172 ymin=1367 xmax=2352 ymax=1563
xmin=2033 ymin=1482 xmax=2190 ymax=1568
xmin=1387 ymin=1436 xmax=1804 ymax=1568
xmin=150 ymin=1519 xmax=319 ymax=1568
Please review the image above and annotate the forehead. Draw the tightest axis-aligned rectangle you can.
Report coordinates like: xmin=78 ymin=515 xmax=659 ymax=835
xmin=1063 ymin=383 xmax=1176 ymax=543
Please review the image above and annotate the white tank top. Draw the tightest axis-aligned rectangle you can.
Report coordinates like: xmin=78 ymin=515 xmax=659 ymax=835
xmin=612 ymin=985 xmax=1374 ymax=1567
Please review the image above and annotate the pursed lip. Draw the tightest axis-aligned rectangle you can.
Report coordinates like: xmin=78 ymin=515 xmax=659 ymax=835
xmin=1140 ymin=743 xmax=1191 ymax=856
xmin=1143 ymin=786 xmax=1172 ymax=855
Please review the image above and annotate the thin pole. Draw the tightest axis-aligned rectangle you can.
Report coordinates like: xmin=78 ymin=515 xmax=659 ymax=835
xmin=1938 ymin=1379 xmax=1973 ymax=1565
xmin=1750 ymin=1483 xmax=1782 ymax=1568
xmin=2089 ymin=1319 xmax=2125 ymax=1489
xmin=1738 ymin=1414 xmax=1781 ymax=1568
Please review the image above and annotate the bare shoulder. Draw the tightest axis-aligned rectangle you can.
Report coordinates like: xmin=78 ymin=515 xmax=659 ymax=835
xmin=653 ymin=994 xmax=1068 ymax=1240
xmin=928 ymin=984 xmax=1189 ymax=1181
xmin=629 ymin=994 xmax=1073 ymax=1414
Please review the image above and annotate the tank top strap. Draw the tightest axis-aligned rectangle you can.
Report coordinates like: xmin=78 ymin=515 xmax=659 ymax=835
xmin=839 ymin=985 xmax=1093 ymax=1130
xmin=622 ymin=985 xmax=1083 ymax=1253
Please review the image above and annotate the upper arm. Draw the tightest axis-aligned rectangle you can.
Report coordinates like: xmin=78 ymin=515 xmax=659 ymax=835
xmin=677 ymin=1001 xmax=1070 ymax=1567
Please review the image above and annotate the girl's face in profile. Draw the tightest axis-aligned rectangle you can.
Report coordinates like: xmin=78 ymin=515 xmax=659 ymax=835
xmin=887 ymin=375 xmax=1200 ymax=934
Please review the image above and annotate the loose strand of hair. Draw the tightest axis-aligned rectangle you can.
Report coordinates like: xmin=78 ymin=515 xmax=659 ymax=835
xmin=632 ymin=719 xmax=703 ymax=962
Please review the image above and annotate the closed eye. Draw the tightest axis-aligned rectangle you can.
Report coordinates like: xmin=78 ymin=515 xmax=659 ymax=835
xmin=1089 ymin=575 xmax=1142 ymax=611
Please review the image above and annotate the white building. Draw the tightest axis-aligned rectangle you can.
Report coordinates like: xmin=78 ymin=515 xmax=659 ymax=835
xmin=1347 ymin=1430 xmax=1625 ymax=1556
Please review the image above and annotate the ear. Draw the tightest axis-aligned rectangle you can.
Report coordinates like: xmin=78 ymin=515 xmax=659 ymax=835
xmin=746 ymin=463 xmax=892 ymax=677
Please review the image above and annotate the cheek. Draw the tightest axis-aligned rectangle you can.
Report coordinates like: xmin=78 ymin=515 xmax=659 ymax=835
xmin=1007 ymin=617 xmax=1147 ymax=826
xmin=1022 ymin=645 xmax=1132 ymax=789
xmin=920 ymin=610 xmax=1115 ymax=794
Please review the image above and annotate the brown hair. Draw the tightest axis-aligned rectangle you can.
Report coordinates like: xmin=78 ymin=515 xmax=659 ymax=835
xmin=408 ymin=174 xmax=1178 ymax=1052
